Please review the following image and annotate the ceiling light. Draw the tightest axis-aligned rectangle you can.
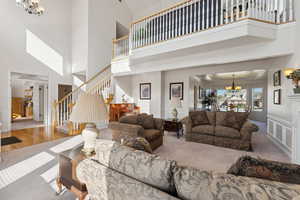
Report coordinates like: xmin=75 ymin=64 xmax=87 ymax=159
xmin=16 ymin=0 xmax=45 ymax=16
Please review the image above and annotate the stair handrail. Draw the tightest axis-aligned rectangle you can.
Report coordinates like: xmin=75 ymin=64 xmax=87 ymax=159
xmin=57 ymin=64 xmax=111 ymax=104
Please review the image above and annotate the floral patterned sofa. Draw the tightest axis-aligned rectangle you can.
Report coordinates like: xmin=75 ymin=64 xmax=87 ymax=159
xmin=77 ymin=140 xmax=300 ymax=200
xmin=186 ymin=111 xmax=259 ymax=151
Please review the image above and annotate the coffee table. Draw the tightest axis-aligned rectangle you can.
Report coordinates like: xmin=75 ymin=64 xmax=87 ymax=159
xmin=164 ymin=119 xmax=183 ymax=138
xmin=56 ymin=144 xmax=94 ymax=200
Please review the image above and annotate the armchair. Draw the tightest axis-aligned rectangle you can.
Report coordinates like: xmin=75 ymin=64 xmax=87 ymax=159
xmin=109 ymin=114 xmax=164 ymax=151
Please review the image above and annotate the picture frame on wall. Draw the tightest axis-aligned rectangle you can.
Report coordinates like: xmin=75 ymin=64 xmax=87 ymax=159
xmin=170 ymin=82 xmax=184 ymax=100
xmin=273 ymin=70 xmax=281 ymax=86
xmin=274 ymin=89 xmax=281 ymax=105
xmin=140 ymin=83 xmax=151 ymax=100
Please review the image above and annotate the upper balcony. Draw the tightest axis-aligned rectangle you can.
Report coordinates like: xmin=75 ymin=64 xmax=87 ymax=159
xmin=112 ymin=0 xmax=296 ymax=75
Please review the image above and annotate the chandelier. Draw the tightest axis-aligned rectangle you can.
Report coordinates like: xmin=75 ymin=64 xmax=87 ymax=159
xmin=16 ymin=0 xmax=45 ymax=16
xmin=225 ymin=75 xmax=242 ymax=90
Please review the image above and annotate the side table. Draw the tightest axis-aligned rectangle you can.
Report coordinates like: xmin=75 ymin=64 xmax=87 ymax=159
xmin=56 ymin=144 xmax=93 ymax=200
xmin=164 ymin=119 xmax=183 ymax=138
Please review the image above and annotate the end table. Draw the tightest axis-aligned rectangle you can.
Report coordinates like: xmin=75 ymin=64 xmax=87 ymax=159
xmin=164 ymin=119 xmax=183 ymax=138
xmin=56 ymin=144 xmax=93 ymax=200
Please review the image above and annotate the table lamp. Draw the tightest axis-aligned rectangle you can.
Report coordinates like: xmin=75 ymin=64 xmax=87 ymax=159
xmin=70 ymin=93 xmax=108 ymax=155
xmin=170 ymin=97 xmax=182 ymax=121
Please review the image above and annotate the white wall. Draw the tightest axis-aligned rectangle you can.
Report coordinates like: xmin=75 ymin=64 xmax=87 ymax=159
xmin=87 ymin=0 xmax=132 ymax=79
xmin=0 ymin=0 xmax=73 ymax=131
xmin=131 ymin=72 xmax=162 ymax=118
xmin=71 ymin=0 xmax=88 ymax=74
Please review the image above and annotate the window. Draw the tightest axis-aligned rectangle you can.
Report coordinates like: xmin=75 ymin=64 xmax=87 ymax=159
xmin=216 ymin=89 xmax=247 ymax=112
xmin=252 ymin=88 xmax=264 ymax=112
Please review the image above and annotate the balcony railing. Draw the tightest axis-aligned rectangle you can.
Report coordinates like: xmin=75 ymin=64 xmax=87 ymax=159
xmin=112 ymin=0 xmax=294 ymax=58
xmin=112 ymin=35 xmax=129 ymax=60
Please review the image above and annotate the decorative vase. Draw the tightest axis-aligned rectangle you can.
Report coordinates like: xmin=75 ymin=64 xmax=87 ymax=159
xmin=294 ymin=88 xmax=300 ymax=94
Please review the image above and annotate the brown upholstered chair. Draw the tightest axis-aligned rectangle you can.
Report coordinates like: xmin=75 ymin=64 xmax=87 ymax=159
xmin=109 ymin=114 xmax=164 ymax=151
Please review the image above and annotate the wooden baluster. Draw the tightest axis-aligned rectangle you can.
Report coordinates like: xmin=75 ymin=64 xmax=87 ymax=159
xmin=197 ymin=0 xmax=200 ymax=30
xmin=283 ymin=0 xmax=287 ymax=23
xmin=211 ymin=0 xmax=215 ymax=26
xmin=215 ymin=0 xmax=218 ymax=26
xmin=220 ymin=0 xmax=223 ymax=25
xmin=236 ymin=0 xmax=240 ymax=20
xmin=190 ymin=1 xmax=193 ymax=33
xmin=225 ymin=0 xmax=229 ymax=24
xmin=289 ymin=0 xmax=293 ymax=22
xmin=242 ymin=0 xmax=245 ymax=18
xmin=230 ymin=0 xmax=234 ymax=22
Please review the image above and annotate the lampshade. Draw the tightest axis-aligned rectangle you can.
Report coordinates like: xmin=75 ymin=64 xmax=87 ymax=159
xmin=170 ymin=97 xmax=182 ymax=108
xmin=70 ymin=93 xmax=108 ymax=123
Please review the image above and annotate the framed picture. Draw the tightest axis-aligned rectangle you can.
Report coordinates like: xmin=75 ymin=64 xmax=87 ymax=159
xmin=169 ymin=82 xmax=184 ymax=100
xmin=274 ymin=89 xmax=281 ymax=105
xmin=273 ymin=70 xmax=281 ymax=86
xmin=140 ymin=83 xmax=151 ymax=100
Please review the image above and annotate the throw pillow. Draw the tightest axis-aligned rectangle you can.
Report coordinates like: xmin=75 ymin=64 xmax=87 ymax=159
xmin=119 ymin=115 xmax=138 ymax=124
xmin=137 ymin=113 xmax=155 ymax=129
xmin=221 ymin=112 xmax=249 ymax=130
xmin=227 ymin=156 xmax=300 ymax=184
xmin=190 ymin=111 xmax=210 ymax=127
xmin=121 ymin=137 xmax=153 ymax=154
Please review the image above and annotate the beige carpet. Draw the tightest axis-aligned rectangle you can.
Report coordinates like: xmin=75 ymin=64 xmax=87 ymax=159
xmin=0 ymin=125 xmax=290 ymax=200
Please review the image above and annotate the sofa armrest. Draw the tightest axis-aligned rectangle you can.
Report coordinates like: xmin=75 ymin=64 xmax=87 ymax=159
xmin=109 ymin=122 xmax=145 ymax=141
xmin=154 ymin=118 xmax=164 ymax=130
xmin=240 ymin=121 xmax=259 ymax=140
xmin=77 ymin=159 xmax=180 ymax=200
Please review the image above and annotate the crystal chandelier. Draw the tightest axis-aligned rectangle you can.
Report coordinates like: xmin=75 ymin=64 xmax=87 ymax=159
xmin=16 ymin=0 xmax=45 ymax=16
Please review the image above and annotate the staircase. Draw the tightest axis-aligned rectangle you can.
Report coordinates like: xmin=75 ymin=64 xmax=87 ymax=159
xmin=52 ymin=65 xmax=112 ymax=135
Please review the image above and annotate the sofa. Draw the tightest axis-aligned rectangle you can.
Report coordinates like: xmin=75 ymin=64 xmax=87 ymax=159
xmin=108 ymin=114 xmax=164 ymax=151
xmin=186 ymin=111 xmax=258 ymax=151
xmin=77 ymin=140 xmax=300 ymax=200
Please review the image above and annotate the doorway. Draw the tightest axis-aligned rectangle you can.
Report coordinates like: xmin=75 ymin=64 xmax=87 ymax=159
xmin=10 ymin=72 xmax=49 ymax=131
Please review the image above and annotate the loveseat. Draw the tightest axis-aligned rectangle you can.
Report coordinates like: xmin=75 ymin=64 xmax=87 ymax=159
xmin=108 ymin=114 xmax=164 ymax=151
xmin=186 ymin=111 xmax=258 ymax=151
xmin=77 ymin=140 xmax=300 ymax=200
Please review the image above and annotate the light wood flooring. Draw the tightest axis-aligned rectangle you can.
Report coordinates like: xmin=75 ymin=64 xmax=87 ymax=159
xmin=1 ymin=126 xmax=70 ymax=152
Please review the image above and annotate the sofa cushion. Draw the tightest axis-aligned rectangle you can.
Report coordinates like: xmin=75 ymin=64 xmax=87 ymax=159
xmin=138 ymin=113 xmax=155 ymax=129
xmin=221 ymin=112 xmax=249 ymax=130
xmin=215 ymin=125 xmax=241 ymax=139
xmin=144 ymin=129 xmax=162 ymax=141
xmin=228 ymin=156 xmax=300 ymax=185
xmin=93 ymin=140 xmax=177 ymax=194
xmin=190 ymin=111 xmax=210 ymax=127
xmin=121 ymin=137 xmax=153 ymax=154
xmin=119 ymin=115 xmax=138 ymax=125
xmin=173 ymin=165 xmax=300 ymax=200
xmin=206 ymin=111 xmax=216 ymax=125
xmin=191 ymin=125 xmax=214 ymax=136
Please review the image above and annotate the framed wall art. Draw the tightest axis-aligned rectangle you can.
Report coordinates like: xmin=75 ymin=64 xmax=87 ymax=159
xmin=140 ymin=83 xmax=151 ymax=100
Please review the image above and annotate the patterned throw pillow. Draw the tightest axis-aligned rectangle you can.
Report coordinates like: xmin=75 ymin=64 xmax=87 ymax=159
xmin=227 ymin=156 xmax=300 ymax=184
xmin=121 ymin=137 xmax=153 ymax=154
xmin=190 ymin=111 xmax=210 ymax=127
xmin=221 ymin=112 xmax=249 ymax=130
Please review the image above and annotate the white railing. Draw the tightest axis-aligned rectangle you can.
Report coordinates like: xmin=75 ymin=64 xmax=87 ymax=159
xmin=53 ymin=65 xmax=112 ymax=135
xmin=112 ymin=35 xmax=129 ymax=60
xmin=129 ymin=0 xmax=295 ymax=49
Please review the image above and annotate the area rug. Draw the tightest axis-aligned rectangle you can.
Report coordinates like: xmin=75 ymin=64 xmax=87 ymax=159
xmin=1 ymin=136 xmax=22 ymax=146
